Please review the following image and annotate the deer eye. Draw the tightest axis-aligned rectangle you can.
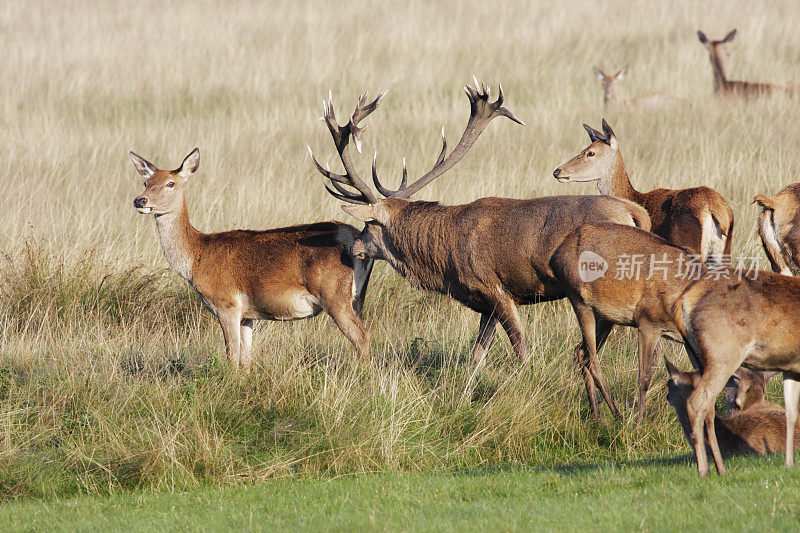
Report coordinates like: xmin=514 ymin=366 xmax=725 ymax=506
xmin=143 ymin=182 xmax=147 ymax=187
xmin=587 ymin=151 xmax=595 ymax=157
xmin=166 ymin=181 xmax=175 ymax=188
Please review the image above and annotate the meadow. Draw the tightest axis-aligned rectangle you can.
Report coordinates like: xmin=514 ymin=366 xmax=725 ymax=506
xmin=2 ymin=0 xmax=800 ymax=526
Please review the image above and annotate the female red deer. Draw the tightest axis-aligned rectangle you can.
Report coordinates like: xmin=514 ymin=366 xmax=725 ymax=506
xmin=131 ymin=149 xmax=372 ymax=369
xmin=753 ymin=183 xmax=800 ymax=276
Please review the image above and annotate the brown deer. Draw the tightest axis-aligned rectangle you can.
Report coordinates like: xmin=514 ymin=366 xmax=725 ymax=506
xmin=551 ymin=221 xmax=800 ymax=475
xmin=593 ymin=67 xmax=683 ymax=109
xmin=308 ymin=80 xmax=651 ymax=415
xmin=753 ymin=183 xmax=800 ymax=276
xmin=131 ymin=149 xmax=372 ymax=369
xmin=697 ymin=29 xmax=797 ymax=97
xmin=553 ymin=119 xmax=734 ymax=264
xmin=666 ymin=358 xmax=798 ymax=457
xmin=672 ymin=269 xmax=800 ymax=476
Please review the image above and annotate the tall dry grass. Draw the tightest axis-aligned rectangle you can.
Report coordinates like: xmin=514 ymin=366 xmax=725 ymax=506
xmin=1 ymin=0 xmax=799 ymax=499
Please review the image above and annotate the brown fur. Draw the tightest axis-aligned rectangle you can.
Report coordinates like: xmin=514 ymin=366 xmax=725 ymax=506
xmin=131 ymin=149 xmax=372 ymax=369
xmin=593 ymin=66 xmax=684 ymax=109
xmin=554 ymin=120 xmax=734 ymax=262
xmin=666 ymin=359 xmax=798 ymax=457
xmin=697 ymin=29 xmax=797 ymax=98
xmin=753 ymin=183 xmax=800 ymax=276
xmin=675 ymin=270 xmax=800 ymax=476
xmin=348 ymin=195 xmax=650 ymax=413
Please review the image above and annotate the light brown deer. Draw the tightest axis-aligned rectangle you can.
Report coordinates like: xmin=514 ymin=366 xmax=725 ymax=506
xmin=753 ymin=183 xmax=800 ymax=276
xmin=553 ymin=119 xmax=734 ymax=264
xmin=593 ymin=67 xmax=683 ymax=109
xmin=131 ymin=149 xmax=372 ymax=369
xmin=666 ymin=358 xmax=798 ymax=457
xmin=697 ymin=29 xmax=797 ymax=97
xmin=551 ymin=221 xmax=800 ymax=475
xmin=308 ymin=80 xmax=651 ymax=415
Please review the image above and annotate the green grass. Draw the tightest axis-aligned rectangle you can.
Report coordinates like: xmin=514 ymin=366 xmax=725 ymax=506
xmin=5 ymin=457 xmax=800 ymax=531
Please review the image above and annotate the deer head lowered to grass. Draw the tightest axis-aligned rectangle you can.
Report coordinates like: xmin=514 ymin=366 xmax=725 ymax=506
xmin=308 ymin=79 xmax=652 ymax=416
xmin=131 ymin=149 xmax=373 ymax=369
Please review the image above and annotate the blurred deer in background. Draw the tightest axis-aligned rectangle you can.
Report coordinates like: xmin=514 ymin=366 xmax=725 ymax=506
xmin=593 ymin=66 xmax=683 ymax=109
xmin=754 ymin=183 xmax=800 ymax=276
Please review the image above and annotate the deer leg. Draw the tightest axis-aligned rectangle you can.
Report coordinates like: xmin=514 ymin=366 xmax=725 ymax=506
xmin=570 ymin=299 xmax=618 ymax=419
xmin=217 ymin=310 xmax=243 ymax=369
xmin=783 ymin=373 xmax=800 ymax=467
xmin=239 ymin=319 xmax=254 ymax=370
xmin=704 ymin=405 xmax=726 ymax=475
xmin=463 ymin=312 xmax=499 ymax=398
xmin=495 ymin=300 xmax=527 ymax=362
xmin=326 ymin=301 xmax=371 ymax=362
xmin=635 ymin=325 xmax=661 ymax=426
xmin=686 ymin=364 xmax=734 ymax=477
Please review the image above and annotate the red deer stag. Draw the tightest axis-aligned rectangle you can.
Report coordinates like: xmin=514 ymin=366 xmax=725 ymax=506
xmin=307 ymin=80 xmax=651 ymax=416
xmin=697 ymin=29 xmax=798 ymax=97
xmin=753 ymin=183 xmax=800 ymax=276
xmin=666 ymin=358 xmax=797 ymax=457
xmin=553 ymin=119 xmax=734 ymax=264
xmin=131 ymin=149 xmax=372 ymax=369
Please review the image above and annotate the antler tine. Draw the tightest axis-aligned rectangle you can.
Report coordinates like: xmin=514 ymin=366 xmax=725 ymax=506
xmin=310 ymin=90 xmax=385 ymax=204
xmin=389 ymin=78 xmax=524 ymax=199
xmin=371 ymin=151 xmax=409 ymax=197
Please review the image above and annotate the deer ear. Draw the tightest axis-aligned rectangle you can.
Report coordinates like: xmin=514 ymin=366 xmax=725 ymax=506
xmin=593 ymin=67 xmax=606 ymax=80
xmin=664 ymin=357 xmax=682 ymax=381
xmin=616 ymin=67 xmax=627 ymax=80
xmin=342 ymin=203 xmax=388 ymax=224
xmin=176 ymin=148 xmax=200 ymax=179
xmin=722 ymin=29 xmax=737 ymax=43
xmin=130 ymin=151 xmax=158 ymax=178
xmin=697 ymin=30 xmax=708 ymax=44
xmin=583 ymin=124 xmax=605 ymax=143
xmin=601 ymin=119 xmax=618 ymax=149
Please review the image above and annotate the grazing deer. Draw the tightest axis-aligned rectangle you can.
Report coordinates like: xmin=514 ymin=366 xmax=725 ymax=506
xmin=553 ymin=119 xmax=734 ymax=264
xmin=593 ymin=67 xmax=683 ymax=109
xmin=673 ymin=267 xmax=800 ymax=476
xmin=697 ymin=29 xmax=797 ymax=97
xmin=131 ymin=149 xmax=372 ymax=369
xmin=308 ymin=80 xmax=651 ymax=415
xmin=666 ymin=358 xmax=798 ymax=457
xmin=753 ymin=183 xmax=800 ymax=276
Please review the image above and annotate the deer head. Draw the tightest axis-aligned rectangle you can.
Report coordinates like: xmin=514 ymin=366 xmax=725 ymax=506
xmin=131 ymin=149 xmax=200 ymax=216
xmin=552 ymin=119 xmax=620 ymax=188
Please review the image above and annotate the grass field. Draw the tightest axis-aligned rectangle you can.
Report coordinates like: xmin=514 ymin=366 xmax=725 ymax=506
xmin=2 ymin=0 xmax=800 ymax=528
xmin=6 ymin=457 xmax=800 ymax=532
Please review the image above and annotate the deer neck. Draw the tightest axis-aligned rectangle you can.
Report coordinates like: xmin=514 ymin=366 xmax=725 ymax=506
xmin=710 ymin=49 xmax=729 ymax=93
xmin=604 ymin=83 xmax=618 ymax=106
xmin=153 ymin=200 xmax=201 ymax=282
xmin=597 ymin=152 xmax=643 ymax=203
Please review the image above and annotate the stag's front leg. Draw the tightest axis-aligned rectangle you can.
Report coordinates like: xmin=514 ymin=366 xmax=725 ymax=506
xmin=463 ymin=312 xmax=499 ymax=399
xmin=495 ymin=299 xmax=528 ymax=362
xmin=635 ymin=324 xmax=662 ymax=425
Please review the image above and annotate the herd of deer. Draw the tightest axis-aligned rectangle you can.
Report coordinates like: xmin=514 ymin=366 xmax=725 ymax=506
xmin=129 ymin=30 xmax=800 ymax=477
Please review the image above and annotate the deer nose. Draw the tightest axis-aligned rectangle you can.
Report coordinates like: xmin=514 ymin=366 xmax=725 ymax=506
xmin=552 ymin=168 xmax=561 ymax=178
xmin=133 ymin=197 xmax=147 ymax=209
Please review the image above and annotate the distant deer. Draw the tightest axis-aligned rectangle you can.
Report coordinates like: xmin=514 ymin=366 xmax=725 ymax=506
xmin=131 ymin=149 xmax=372 ymax=369
xmin=753 ymin=183 xmax=800 ymax=276
xmin=308 ymin=80 xmax=651 ymax=416
xmin=551 ymin=221 xmax=800 ymax=476
xmin=697 ymin=29 xmax=797 ymax=97
xmin=553 ymin=119 xmax=734 ymax=264
xmin=666 ymin=358 xmax=798 ymax=457
xmin=593 ymin=67 xmax=683 ymax=109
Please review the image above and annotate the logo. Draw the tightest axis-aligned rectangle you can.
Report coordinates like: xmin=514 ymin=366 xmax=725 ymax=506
xmin=578 ymin=250 xmax=608 ymax=282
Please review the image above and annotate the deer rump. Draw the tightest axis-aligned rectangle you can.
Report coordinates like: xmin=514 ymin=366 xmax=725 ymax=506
xmin=378 ymin=194 xmax=650 ymax=310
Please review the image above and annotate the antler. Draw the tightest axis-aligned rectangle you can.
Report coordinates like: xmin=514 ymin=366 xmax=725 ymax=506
xmin=307 ymin=90 xmax=387 ymax=204
xmin=372 ymin=76 xmax=524 ymax=199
